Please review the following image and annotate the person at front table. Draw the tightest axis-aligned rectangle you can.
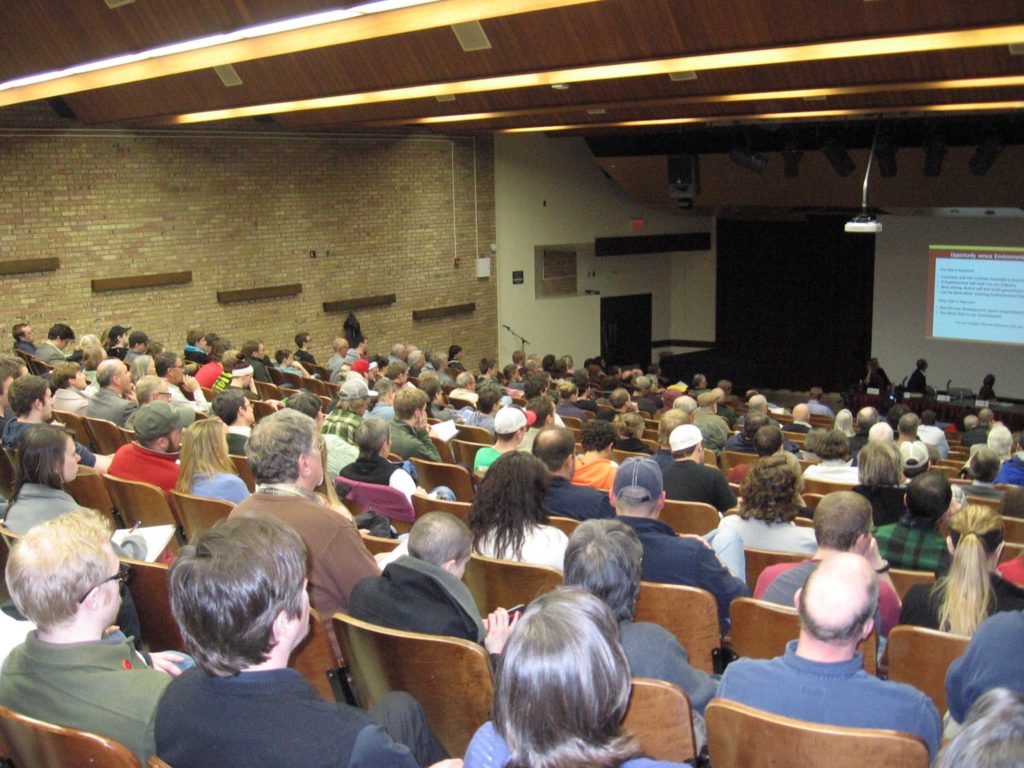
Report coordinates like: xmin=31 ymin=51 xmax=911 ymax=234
xmin=861 ymin=357 xmax=891 ymax=392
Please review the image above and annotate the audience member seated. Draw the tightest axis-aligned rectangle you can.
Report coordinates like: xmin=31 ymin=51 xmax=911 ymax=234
xmin=192 ymin=338 xmax=230 ymax=389
xmin=519 ymin=396 xmax=555 ymax=455
xmin=967 ymin=447 xmax=1005 ymax=500
xmin=156 ymin=351 xmax=210 ymax=415
xmin=554 ymin=379 xmax=589 ymax=422
xmin=533 ymin=426 xmax=614 ymax=521
xmin=239 ymin=339 xmax=272 ymax=384
xmin=572 ymin=419 xmax=619 ymax=492
xmin=366 ymin=376 xmax=397 ymax=421
xmin=448 ymin=370 xmax=478 ymax=406
xmin=122 ymin=331 xmax=149 ymax=366
xmin=852 ymin=441 xmax=907 ymax=527
xmin=460 ymin=383 xmax=501 ymax=435
xmin=283 ymin=391 xmax=355 ymax=477
xmin=273 ymin=348 xmax=309 ymax=377
xmin=900 ymin=504 xmax=1024 ymax=636
xmin=474 ymin=406 xmax=529 ymax=476
xmin=994 ymin=426 xmax=1024 ymax=487
xmin=293 ymin=330 xmax=316 ymax=365
xmin=85 ymin=358 xmax=137 ymax=427
xmin=612 ymin=457 xmax=749 ymax=632
xmin=596 ymin=387 xmax=637 ymax=423
xmin=3 ymin=425 xmax=83 ymax=533
xmin=0 ymin=357 xmax=27 ymax=434
xmin=565 ymin=519 xmax=718 ymax=720
xmin=962 ymin=408 xmax=994 ymax=447
xmin=103 ymin=325 xmax=129 ymax=361
xmin=340 ymin=418 xmax=423 ymax=500
xmin=156 ymin=514 xmax=452 ymax=768
xmin=755 ymin=491 xmax=900 ymax=637
xmin=389 ymin=387 xmax=442 ymax=463
xmin=418 ymin=376 xmax=453 ymax=423
xmin=727 ymin=425 xmax=788 ymax=485
xmin=652 ymin=409 xmax=690 ymax=473
xmin=875 ymin=471 xmax=955 ymax=572
xmin=935 ymin=688 xmax=1024 ymax=768
xmin=719 ymin=454 xmax=816 ymax=555
xmin=806 ymin=386 xmax=835 ymax=419
xmin=230 ymin=409 xmax=378 ymax=622
xmin=613 ymin=411 xmax=653 ymax=455
xmin=467 ymin=451 xmax=568 ymax=570
xmin=174 ymin=419 xmax=250 ymax=505
xmin=80 ymin=342 xmax=104 ymax=386
xmin=3 ymin=374 xmax=112 ymax=473
xmin=724 ymin=411 xmax=769 ymax=454
xmin=801 ymin=429 xmax=858 ymax=484
xmin=350 ymin=512 xmax=514 ymax=654
xmin=464 ymin=587 xmax=692 ymax=768
xmin=211 ymin=388 xmax=253 ymax=455
xmin=946 ymin=611 xmax=1024 ymax=730
xmin=0 ymin=509 xmax=183 ymax=763
xmin=784 ymin=403 xmax=814 ymax=434
xmin=129 ymin=354 xmax=156 ymax=386
xmin=50 ymin=361 xmax=93 ymax=415
xmin=33 ymin=322 xmax=75 ymax=366
xmin=848 ymin=406 xmax=879 ymax=457
xmin=323 ymin=378 xmax=377 ymax=445
xmin=693 ymin=390 xmax=730 ymax=452
xmin=12 ymin=322 xmax=36 ymax=356
xmin=917 ymin=409 xmax=950 ymax=459
xmin=109 ymin=401 xmax=194 ymax=492
xmin=833 ymin=408 xmax=855 ymax=438
xmin=662 ymin=424 xmax=736 ymax=513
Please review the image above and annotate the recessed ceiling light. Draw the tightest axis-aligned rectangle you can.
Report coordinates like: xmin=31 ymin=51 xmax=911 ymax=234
xmin=213 ymin=64 xmax=242 ymax=87
xmin=104 ymin=0 xmax=135 ymax=7
xmin=1010 ymin=43 xmax=1024 ymax=55
xmin=436 ymin=94 xmax=456 ymax=102
xmin=586 ymin=108 xmax=606 ymax=115
xmin=669 ymin=71 xmax=698 ymax=82
xmin=451 ymin=21 xmax=492 ymax=51
xmin=803 ymin=95 xmax=827 ymax=101
xmin=551 ymin=83 xmax=571 ymax=90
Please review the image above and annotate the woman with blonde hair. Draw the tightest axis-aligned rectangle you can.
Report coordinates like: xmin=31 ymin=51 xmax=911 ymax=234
xmin=129 ymin=354 xmax=156 ymax=385
xmin=175 ymin=419 xmax=250 ymax=504
xmin=613 ymin=411 xmax=653 ymax=455
xmin=900 ymin=504 xmax=1024 ymax=636
xmin=834 ymin=408 xmax=855 ymax=438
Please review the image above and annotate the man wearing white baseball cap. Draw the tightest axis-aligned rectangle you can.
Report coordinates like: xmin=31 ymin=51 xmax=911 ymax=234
xmin=473 ymin=406 xmax=534 ymax=477
xmin=663 ymin=424 xmax=737 ymax=513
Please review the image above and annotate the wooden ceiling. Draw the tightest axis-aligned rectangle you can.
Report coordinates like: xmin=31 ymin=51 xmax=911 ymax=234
xmin=1 ymin=0 xmax=1023 ymax=147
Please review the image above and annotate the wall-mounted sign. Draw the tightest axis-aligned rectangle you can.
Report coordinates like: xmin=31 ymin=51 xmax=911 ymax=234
xmin=512 ymin=270 xmax=524 ymax=285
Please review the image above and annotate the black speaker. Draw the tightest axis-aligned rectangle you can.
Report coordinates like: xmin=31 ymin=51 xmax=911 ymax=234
xmin=667 ymin=154 xmax=700 ymax=199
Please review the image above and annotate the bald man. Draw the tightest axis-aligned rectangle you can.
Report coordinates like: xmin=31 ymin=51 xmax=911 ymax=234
xmin=785 ymin=403 xmax=814 ymax=434
xmin=716 ymin=553 xmax=941 ymax=758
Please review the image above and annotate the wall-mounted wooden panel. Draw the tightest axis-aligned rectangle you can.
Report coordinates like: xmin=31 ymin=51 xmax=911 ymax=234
xmin=91 ymin=271 xmax=192 ymax=293
xmin=323 ymin=294 xmax=396 ymax=313
xmin=217 ymin=284 xmax=302 ymax=304
xmin=412 ymin=302 xmax=475 ymax=321
xmin=0 ymin=257 xmax=60 ymax=276
xmin=594 ymin=233 xmax=711 ymax=257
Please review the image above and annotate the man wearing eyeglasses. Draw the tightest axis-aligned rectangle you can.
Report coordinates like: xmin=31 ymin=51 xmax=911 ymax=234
xmin=0 ymin=509 xmax=186 ymax=763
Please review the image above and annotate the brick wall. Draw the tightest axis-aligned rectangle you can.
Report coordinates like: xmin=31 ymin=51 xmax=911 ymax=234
xmin=0 ymin=103 xmax=497 ymax=367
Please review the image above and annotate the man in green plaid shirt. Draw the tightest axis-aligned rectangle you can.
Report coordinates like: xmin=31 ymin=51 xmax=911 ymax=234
xmin=874 ymin=471 xmax=953 ymax=572
xmin=322 ymin=378 xmax=377 ymax=445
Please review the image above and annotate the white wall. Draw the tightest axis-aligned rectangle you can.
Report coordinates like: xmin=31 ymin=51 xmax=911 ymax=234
xmin=873 ymin=215 xmax=1024 ymax=400
xmin=495 ymin=134 xmax=715 ymax=366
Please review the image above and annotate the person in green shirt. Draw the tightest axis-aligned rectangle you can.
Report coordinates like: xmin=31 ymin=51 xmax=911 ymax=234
xmin=874 ymin=470 xmax=955 ymax=572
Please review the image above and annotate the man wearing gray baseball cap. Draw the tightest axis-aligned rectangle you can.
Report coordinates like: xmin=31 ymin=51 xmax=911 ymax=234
xmin=108 ymin=401 xmax=195 ymax=492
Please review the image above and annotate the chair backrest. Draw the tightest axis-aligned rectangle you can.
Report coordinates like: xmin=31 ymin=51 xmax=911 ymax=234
xmin=0 ymin=704 xmax=143 ymax=768
xmin=120 ymin=557 xmax=184 ymax=652
xmin=361 ymin=534 xmax=400 ymax=557
xmin=1001 ymin=543 xmax=1024 ymax=564
xmin=885 ymin=625 xmax=969 ymax=714
xmin=729 ymin=597 xmax=877 ymax=674
xmin=332 ymin=612 xmax=493 ymax=758
xmin=462 ymin=554 xmax=563 ymax=616
xmin=561 ymin=415 xmax=584 ymax=430
xmin=65 ymin=466 xmax=120 ymax=527
xmin=167 ymin=490 xmax=234 ymax=542
xmin=290 ymin=608 xmax=341 ymax=703
xmin=547 ymin=516 xmax=580 ymax=536
xmin=340 ymin=478 xmax=415 ymax=528
xmin=251 ymin=400 xmax=278 ymax=422
xmin=456 ymin=424 xmax=494 ymax=444
xmin=1003 ymin=516 xmax=1024 ymax=545
xmin=410 ymin=494 xmax=472 ymax=522
xmin=743 ymin=547 xmax=806 ymax=592
xmin=229 ymin=454 xmax=257 ymax=492
xmin=622 ymin=678 xmax=697 ymax=763
xmin=0 ymin=445 xmax=16 ymax=501
xmin=802 ymin=477 xmax=856 ymax=495
xmin=705 ymin=699 xmax=929 ymax=768
xmin=720 ymin=451 xmax=758 ymax=475
xmin=658 ymin=499 xmax=721 ymax=536
xmin=801 ymin=492 xmax=825 ymax=511
xmin=888 ymin=569 xmax=935 ymax=601
xmin=266 ymin=367 xmax=287 ymax=386
xmin=612 ymin=449 xmax=651 ymax=464
xmin=84 ymin=416 xmax=131 ymax=455
xmin=53 ymin=409 xmax=95 ymax=451
xmin=450 ymin=439 xmax=489 ymax=469
xmin=635 ymin=581 xmax=720 ymax=675
xmin=430 ymin=435 xmax=455 ymax=464
xmin=254 ymin=379 xmax=282 ymax=401
xmin=103 ymin=474 xmax=179 ymax=531
xmin=410 ymin=457 xmax=475 ymax=502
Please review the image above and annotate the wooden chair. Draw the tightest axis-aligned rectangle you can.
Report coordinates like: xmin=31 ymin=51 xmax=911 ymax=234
xmin=463 ymin=554 xmax=562 ymax=616
xmin=430 ymin=435 xmax=454 ymax=464
xmin=410 ymin=457 xmax=475 ymax=502
xmin=451 ymin=439 xmax=489 ymax=469
xmin=410 ymin=494 xmax=472 ymax=522
xmin=332 ymin=613 xmax=493 ymax=758
xmin=888 ymin=569 xmax=935 ymax=601
xmin=85 ymin=416 xmax=131 ymax=455
xmin=1003 ymin=516 xmax=1024 ymax=545
xmin=1001 ymin=542 xmax=1024 ymax=564
xmin=267 ymin=367 xmax=287 ymax=386
xmin=341 ymin=479 xmax=416 ymax=533
xmin=720 ymin=450 xmax=757 ymax=476
xmin=251 ymin=400 xmax=278 ymax=422
xmin=291 ymin=608 xmax=342 ymax=703
xmin=53 ymin=409 xmax=95 ymax=451
xmin=168 ymin=490 xmax=234 ymax=542
xmin=885 ymin=625 xmax=969 ymax=714
xmin=612 ymin=448 xmax=651 ymax=464
xmin=729 ymin=598 xmax=877 ymax=674
xmin=120 ymin=557 xmax=185 ymax=652
xmin=561 ymin=415 xmax=584 ymax=431
xmin=361 ymin=534 xmax=400 ymax=557
xmin=65 ymin=466 xmax=120 ymax=527
xmin=104 ymin=474 xmax=180 ymax=532
xmin=659 ymin=499 xmax=721 ymax=536
xmin=456 ymin=424 xmax=493 ymax=444
xmin=635 ymin=581 xmax=720 ymax=675
xmin=547 ymin=516 xmax=580 ymax=536
xmin=705 ymin=699 xmax=929 ymax=768
xmin=743 ymin=548 xmax=806 ymax=592
xmin=623 ymin=678 xmax=697 ymax=763
xmin=0 ymin=704 xmax=146 ymax=768
xmin=0 ymin=445 xmax=16 ymax=500
xmin=802 ymin=477 xmax=857 ymax=495
xmin=230 ymin=454 xmax=257 ymax=492
xmin=801 ymin=492 xmax=825 ymax=510
xmin=254 ymin=379 xmax=282 ymax=401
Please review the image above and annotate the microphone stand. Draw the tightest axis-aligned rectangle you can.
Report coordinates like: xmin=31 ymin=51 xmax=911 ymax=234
xmin=502 ymin=325 xmax=530 ymax=356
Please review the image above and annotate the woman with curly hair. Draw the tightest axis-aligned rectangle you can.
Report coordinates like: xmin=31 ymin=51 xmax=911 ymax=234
xmin=717 ymin=453 xmax=816 ymax=554
xmin=467 ymin=451 xmax=567 ymax=570
xmin=901 ymin=505 xmax=1024 ymax=636
xmin=465 ymin=587 xmax=689 ymax=768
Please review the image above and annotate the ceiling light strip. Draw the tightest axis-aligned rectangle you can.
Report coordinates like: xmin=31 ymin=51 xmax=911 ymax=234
xmin=0 ymin=0 xmax=600 ymax=107
xmin=499 ymin=100 xmax=1024 ymax=133
xmin=155 ymin=23 xmax=1024 ymax=125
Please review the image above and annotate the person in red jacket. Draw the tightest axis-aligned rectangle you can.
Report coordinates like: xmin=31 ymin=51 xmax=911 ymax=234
xmin=108 ymin=401 xmax=194 ymax=492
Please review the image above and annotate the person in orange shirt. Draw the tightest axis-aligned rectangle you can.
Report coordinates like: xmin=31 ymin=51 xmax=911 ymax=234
xmin=572 ymin=420 xmax=619 ymax=492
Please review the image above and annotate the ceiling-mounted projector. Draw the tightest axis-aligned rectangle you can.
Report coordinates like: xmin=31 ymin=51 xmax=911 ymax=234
xmin=845 ymin=216 xmax=882 ymax=234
